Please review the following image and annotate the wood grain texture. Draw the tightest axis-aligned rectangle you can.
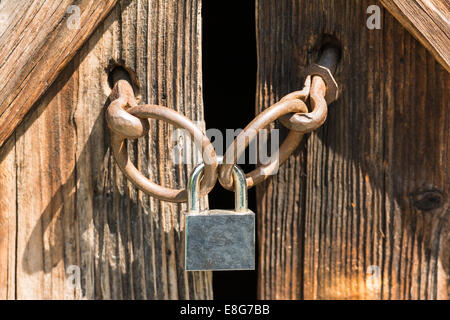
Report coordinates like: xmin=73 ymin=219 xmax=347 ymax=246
xmin=256 ymin=0 xmax=449 ymax=300
xmin=0 ymin=0 xmax=211 ymax=299
xmin=0 ymin=0 xmax=119 ymax=148
xmin=379 ymin=0 xmax=450 ymax=72
xmin=0 ymin=137 xmax=16 ymax=300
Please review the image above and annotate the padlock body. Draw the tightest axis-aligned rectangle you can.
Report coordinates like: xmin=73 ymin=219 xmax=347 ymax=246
xmin=185 ymin=210 xmax=255 ymax=271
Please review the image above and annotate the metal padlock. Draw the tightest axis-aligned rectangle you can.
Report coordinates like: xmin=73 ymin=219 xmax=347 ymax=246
xmin=184 ymin=163 xmax=255 ymax=271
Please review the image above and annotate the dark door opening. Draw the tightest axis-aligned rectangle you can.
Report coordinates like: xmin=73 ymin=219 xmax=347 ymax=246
xmin=202 ymin=0 xmax=258 ymax=300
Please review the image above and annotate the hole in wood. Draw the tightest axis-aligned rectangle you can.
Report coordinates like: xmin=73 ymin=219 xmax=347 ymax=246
xmin=107 ymin=62 xmax=142 ymax=102
xmin=315 ymin=34 xmax=342 ymax=72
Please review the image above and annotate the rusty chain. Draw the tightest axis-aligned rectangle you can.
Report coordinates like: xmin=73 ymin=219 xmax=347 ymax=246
xmin=106 ymin=68 xmax=218 ymax=202
xmin=106 ymin=46 xmax=339 ymax=201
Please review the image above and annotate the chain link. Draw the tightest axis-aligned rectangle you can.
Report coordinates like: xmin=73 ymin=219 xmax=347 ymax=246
xmin=106 ymin=71 xmax=218 ymax=203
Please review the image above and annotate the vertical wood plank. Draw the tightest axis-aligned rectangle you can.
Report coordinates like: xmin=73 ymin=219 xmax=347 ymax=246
xmin=14 ymin=60 xmax=78 ymax=299
xmin=0 ymin=0 xmax=211 ymax=299
xmin=256 ymin=0 xmax=449 ymax=300
xmin=0 ymin=137 xmax=17 ymax=300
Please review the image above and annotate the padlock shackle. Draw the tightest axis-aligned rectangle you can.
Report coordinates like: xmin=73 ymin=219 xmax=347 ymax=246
xmin=187 ymin=163 xmax=205 ymax=213
xmin=232 ymin=165 xmax=248 ymax=212
xmin=188 ymin=163 xmax=248 ymax=213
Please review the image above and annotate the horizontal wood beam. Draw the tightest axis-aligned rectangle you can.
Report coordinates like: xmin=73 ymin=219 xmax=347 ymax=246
xmin=379 ymin=0 xmax=450 ymax=72
xmin=0 ymin=0 xmax=119 ymax=147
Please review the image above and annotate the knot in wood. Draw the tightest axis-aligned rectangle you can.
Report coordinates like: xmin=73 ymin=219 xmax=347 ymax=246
xmin=410 ymin=188 xmax=445 ymax=212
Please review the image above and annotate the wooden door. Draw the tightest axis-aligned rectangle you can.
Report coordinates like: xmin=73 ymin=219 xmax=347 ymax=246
xmin=256 ymin=0 xmax=449 ymax=300
xmin=0 ymin=0 xmax=448 ymax=301
xmin=0 ymin=0 xmax=211 ymax=299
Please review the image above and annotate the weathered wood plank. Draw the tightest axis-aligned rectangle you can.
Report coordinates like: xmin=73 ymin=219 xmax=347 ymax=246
xmin=14 ymin=59 xmax=78 ymax=299
xmin=256 ymin=0 xmax=449 ymax=300
xmin=379 ymin=0 xmax=450 ymax=72
xmin=0 ymin=0 xmax=211 ymax=300
xmin=0 ymin=137 xmax=17 ymax=300
xmin=0 ymin=0 xmax=119 ymax=148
